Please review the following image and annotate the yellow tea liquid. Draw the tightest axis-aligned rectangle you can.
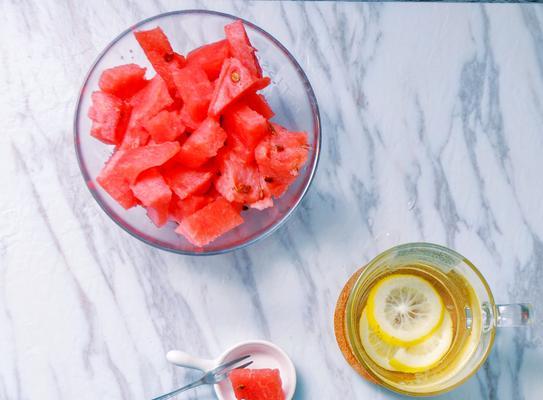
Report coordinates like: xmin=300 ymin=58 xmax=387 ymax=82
xmin=356 ymin=262 xmax=482 ymax=393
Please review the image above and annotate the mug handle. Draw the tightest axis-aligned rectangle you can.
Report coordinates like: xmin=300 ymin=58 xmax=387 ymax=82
xmin=495 ymin=303 xmax=533 ymax=327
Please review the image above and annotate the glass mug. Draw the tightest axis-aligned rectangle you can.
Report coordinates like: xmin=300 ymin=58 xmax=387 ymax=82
xmin=345 ymin=242 xmax=532 ymax=396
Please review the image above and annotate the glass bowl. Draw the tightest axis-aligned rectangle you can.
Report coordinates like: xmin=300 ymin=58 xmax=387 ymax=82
xmin=74 ymin=10 xmax=321 ymax=255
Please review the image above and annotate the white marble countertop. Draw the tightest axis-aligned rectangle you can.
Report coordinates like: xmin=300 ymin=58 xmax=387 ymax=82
xmin=2 ymin=1 xmax=543 ymax=399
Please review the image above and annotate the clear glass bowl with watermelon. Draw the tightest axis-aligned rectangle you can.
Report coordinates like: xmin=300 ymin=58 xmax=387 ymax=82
xmin=74 ymin=10 xmax=320 ymax=255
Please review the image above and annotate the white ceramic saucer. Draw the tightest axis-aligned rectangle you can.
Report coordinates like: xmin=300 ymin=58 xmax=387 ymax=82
xmin=167 ymin=340 xmax=296 ymax=399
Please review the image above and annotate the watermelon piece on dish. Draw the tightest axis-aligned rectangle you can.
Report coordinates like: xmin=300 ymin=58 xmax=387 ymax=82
xmin=96 ymin=150 xmax=137 ymax=209
xmin=88 ymin=91 xmax=129 ymax=145
xmin=98 ymin=64 xmax=147 ymax=99
xmin=186 ymin=39 xmax=230 ymax=80
xmin=255 ymin=123 xmax=309 ymax=186
xmin=163 ymin=167 xmax=213 ymax=200
xmin=244 ymin=92 xmax=274 ymax=119
xmin=223 ymin=103 xmax=268 ymax=151
xmin=116 ymin=141 xmax=181 ymax=184
xmin=224 ymin=20 xmax=262 ymax=78
xmin=169 ymin=194 xmax=215 ymax=222
xmin=130 ymin=168 xmax=172 ymax=227
xmin=208 ymin=57 xmax=270 ymax=117
xmin=121 ymin=76 xmax=174 ymax=149
xmin=176 ymin=117 xmax=227 ymax=168
xmin=134 ymin=27 xmax=184 ymax=95
xmin=142 ymin=110 xmax=185 ymax=143
xmin=173 ymin=64 xmax=213 ymax=124
xmin=175 ymin=197 xmax=243 ymax=246
xmin=229 ymin=368 xmax=285 ymax=400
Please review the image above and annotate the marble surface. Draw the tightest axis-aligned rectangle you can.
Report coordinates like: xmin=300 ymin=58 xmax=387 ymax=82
xmin=2 ymin=1 xmax=543 ymax=399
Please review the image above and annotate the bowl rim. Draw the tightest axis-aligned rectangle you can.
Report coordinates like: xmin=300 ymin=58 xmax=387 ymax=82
xmin=73 ymin=9 xmax=321 ymax=256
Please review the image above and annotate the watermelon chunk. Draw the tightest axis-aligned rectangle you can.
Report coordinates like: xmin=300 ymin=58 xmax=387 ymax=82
xmin=130 ymin=168 xmax=172 ymax=227
xmin=176 ymin=118 xmax=227 ymax=168
xmin=186 ymin=39 xmax=230 ymax=80
xmin=163 ymin=167 xmax=213 ymax=200
xmin=244 ymin=93 xmax=274 ymax=119
xmin=229 ymin=369 xmax=285 ymax=400
xmin=142 ymin=110 xmax=185 ymax=143
xmin=260 ymin=176 xmax=289 ymax=198
xmin=116 ymin=141 xmax=181 ymax=184
xmin=96 ymin=150 xmax=137 ymax=209
xmin=134 ymin=27 xmax=184 ymax=95
xmin=173 ymin=64 xmax=213 ymax=124
xmin=223 ymin=104 xmax=268 ymax=151
xmin=176 ymin=197 xmax=243 ymax=246
xmin=224 ymin=20 xmax=262 ymax=78
xmin=219 ymin=132 xmax=253 ymax=163
xmin=128 ymin=76 xmax=174 ymax=122
xmin=208 ymin=58 xmax=270 ymax=117
xmin=169 ymin=194 xmax=215 ymax=222
xmin=179 ymin=105 xmax=201 ymax=132
xmin=121 ymin=76 xmax=174 ymax=149
xmin=215 ymin=151 xmax=264 ymax=205
xmin=88 ymin=91 xmax=128 ymax=145
xmin=98 ymin=64 xmax=147 ymax=99
xmin=255 ymin=123 xmax=309 ymax=189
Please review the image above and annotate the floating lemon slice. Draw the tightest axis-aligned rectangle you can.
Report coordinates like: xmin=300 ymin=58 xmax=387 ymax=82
xmin=390 ymin=310 xmax=453 ymax=373
xmin=359 ymin=308 xmax=399 ymax=371
xmin=366 ymin=274 xmax=444 ymax=346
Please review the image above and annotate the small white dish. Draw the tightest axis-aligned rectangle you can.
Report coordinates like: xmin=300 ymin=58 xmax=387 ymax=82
xmin=167 ymin=340 xmax=296 ymax=399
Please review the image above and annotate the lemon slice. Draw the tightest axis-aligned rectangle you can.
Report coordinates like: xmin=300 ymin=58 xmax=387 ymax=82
xmin=359 ymin=308 xmax=399 ymax=371
xmin=390 ymin=310 xmax=453 ymax=373
xmin=367 ymin=274 xmax=444 ymax=346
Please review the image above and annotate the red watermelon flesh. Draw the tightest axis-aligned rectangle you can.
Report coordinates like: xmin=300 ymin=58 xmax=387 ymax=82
xmin=88 ymin=91 xmax=128 ymax=145
xmin=223 ymin=104 xmax=268 ymax=151
xmin=173 ymin=64 xmax=213 ymax=124
xmin=176 ymin=197 xmax=243 ymax=246
xmin=169 ymin=194 xmax=215 ymax=222
xmin=229 ymin=369 xmax=285 ymax=400
xmin=116 ymin=141 xmax=181 ymax=184
xmin=224 ymin=20 xmax=262 ymax=78
xmin=98 ymin=64 xmax=147 ymax=99
xmin=208 ymin=58 xmax=267 ymax=117
xmin=255 ymin=123 xmax=309 ymax=184
xmin=142 ymin=110 xmax=185 ymax=143
xmin=249 ymin=175 xmax=274 ymax=210
xmin=130 ymin=168 xmax=171 ymax=227
xmin=120 ymin=125 xmax=149 ymax=150
xmin=134 ymin=27 xmax=184 ymax=95
xmin=174 ymin=52 xmax=186 ymax=66
xmin=215 ymin=150 xmax=264 ymax=205
xmin=176 ymin=117 xmax=227 ymax=168
xmin=121 ymin=76 xmax=174 ymax=149
xmin=219 ymin=132 xmax=253 ymax=163
xmin=96 ymin=150 xmax=137 ymax=209
xmin=186 ymin=39 xmax=230 ymax=80
xmin=244 ymin=92 xmax=274 ymax=119
xmin=179 ymin=105 xmax=201 ymax=132
xmin=163 ymin=166 xmax=213 ymax=200
xmin=260 ymin=176 xmax=289 ymax=198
